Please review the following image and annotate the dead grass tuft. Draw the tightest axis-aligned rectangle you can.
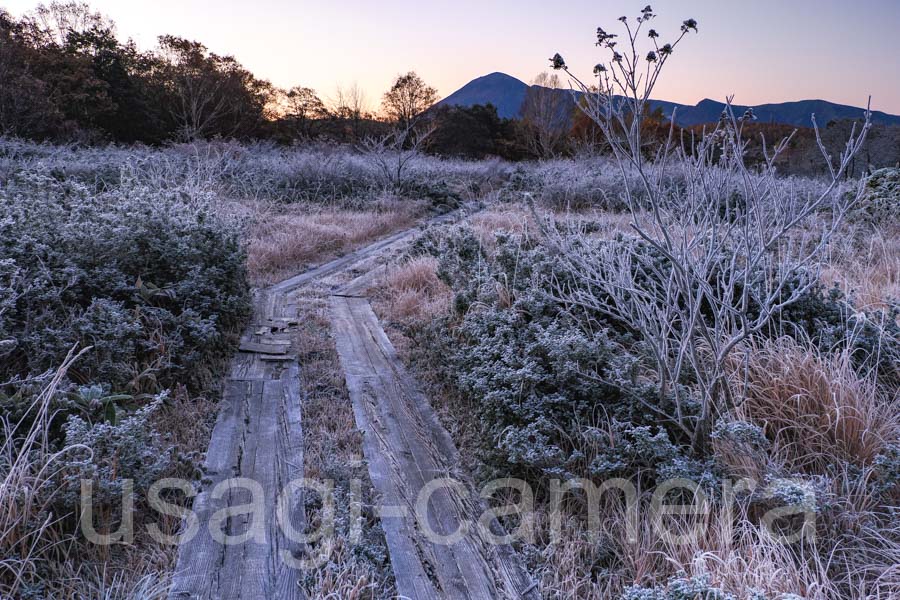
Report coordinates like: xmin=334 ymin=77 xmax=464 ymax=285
xmin=468 ymin=206 xmax=533 ymax=251
xmin=378 ymin=257 xmax=451 ymax=324
xmin=824 ymin=224 xmax=900 ymax=310
xmin=733 ymin=337 xmax=898 ymax=472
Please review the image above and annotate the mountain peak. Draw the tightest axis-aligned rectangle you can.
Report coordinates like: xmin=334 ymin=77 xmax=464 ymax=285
xmin=477 ymin=72 xmax=526 ymax=83
xmin=437 ymin=72 xmax=528 ymax=119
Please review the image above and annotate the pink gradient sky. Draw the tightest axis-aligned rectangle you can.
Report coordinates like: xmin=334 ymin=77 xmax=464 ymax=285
xmin=4 ymin=0 xmax=900 ymax=113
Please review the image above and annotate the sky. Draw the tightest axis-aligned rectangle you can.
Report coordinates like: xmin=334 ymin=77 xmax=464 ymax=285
xmin=4 ymin=0 xmax=900 ymax=114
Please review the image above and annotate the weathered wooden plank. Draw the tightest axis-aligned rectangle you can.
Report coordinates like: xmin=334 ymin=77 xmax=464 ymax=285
xmin=168 ymin=379 xmax=249 ymax=599
xmin=170 ymin=286 xmax=307 ymax=600
xmin=238 ymin=342 xmax=288 ymax=355
xmin=329 ymin=295 xmax=538 ymax=599
xmin=216 ymin=380 xmax=265 ymax=599
xmin=272 ymin=362 xmax=306 ymax=599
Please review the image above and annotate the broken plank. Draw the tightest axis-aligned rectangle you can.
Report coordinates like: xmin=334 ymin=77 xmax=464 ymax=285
xmin=239 ymin=341 xmax=288 ymax=355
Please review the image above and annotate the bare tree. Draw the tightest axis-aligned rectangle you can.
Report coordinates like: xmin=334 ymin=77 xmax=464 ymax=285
xmin=520 ymin=71 xmax=570 ymax=158
xmin=381 ymin=71 xmax=438 ymax=130
xmin=157 ymin=36 xmax=230 ymax=140
xmin=541 ymin=6 xmax=871 ymax=449
xmin=155 ymin=36 xmax=271 ymax=141
xmin=330 ymin=82 xmax=370 ymax=140
xmin=360 ymin=121 xmax=435 ymax=194
xmin=25 ymin=1 xmax=110 ymax=47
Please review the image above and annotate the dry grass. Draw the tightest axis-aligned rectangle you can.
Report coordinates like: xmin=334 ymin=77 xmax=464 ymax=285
xmin=0 ymin=349 xmax=174 ymax=599
xmin=291 ymin=289 xmax=395 ymax=599
xmin=468 ymin=205 xmax=533 ymax=252
xmin=466 ymin=204 xmax=637 ymax=254
xmin=376 ymin=256 xmax=451 ymax=324
xmin=514 ymin=482 xmax=837 ymax=599
xmin=824 ymin=225 xmax=900 ymax=310
xmin=246 ymin=197 xmax=426 ymax=286
xmin=1 ymin=350 xmax=82 ymax=598
xmin=732 ymin=337 xmax=898 ymax=472
xmin=711 ymin=336 xmax=900 ymax=598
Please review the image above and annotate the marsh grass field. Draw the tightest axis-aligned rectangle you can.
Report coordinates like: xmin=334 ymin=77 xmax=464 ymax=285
xmin=1 ymin=135 xmax=898 ymax=599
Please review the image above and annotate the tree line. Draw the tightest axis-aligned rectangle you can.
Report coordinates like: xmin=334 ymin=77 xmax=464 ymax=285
xmin=2 ymin=2 xmax=895 ymax=171
xmin=0 ymin=2 xmax=447 ymax=144
xmin=0 ymin=1 xmax=700 ymax=158
xmin=0 ymin=1 xmax=594 ymax=158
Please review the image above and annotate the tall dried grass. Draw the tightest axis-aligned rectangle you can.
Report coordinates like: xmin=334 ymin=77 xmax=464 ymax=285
xmin=733 ymin=337 xmax=897 ymax=471
xmin=1 ymin=349 xmax=86 ymax=597
xmin=378 ymin=256 xmax=451 ymax=324
xmin=825 ymin=225 xmax=900 ymax=310
xmin=1 ymin=348 xmax=173 ymax=599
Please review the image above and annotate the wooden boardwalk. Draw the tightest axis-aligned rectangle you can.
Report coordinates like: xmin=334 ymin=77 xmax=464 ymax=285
xmin=168 ymin=289 xmax=307 ymax=600
xmin=169 ymin=210 xmax=536 ymax=599
xmin=330 ymin=294 xmax=538 ymax=599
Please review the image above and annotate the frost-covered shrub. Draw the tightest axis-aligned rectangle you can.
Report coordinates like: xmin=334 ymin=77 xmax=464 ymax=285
xmin=755 ymin=476 xmax=825 ymax=515
xmin=848 ymin=167 xmax=900 ymax=226
xmin=58 ymin=396 xmax=173 ymax=510
xmin=501 ymin=159 xmax=636 ymax=210
xmin=623 ymin=576 xmax=806 ymax=600
xmin=586 ymin=422 xmax=717 ymax=488
xmin=872 ymin=443 xmax=900 ymax=496
xmin=409 ymin=226 xmax=708 ymax=483
xmin=451 ymin=300 xmax=637 ymax=474
xmin=711 ymin=420 xmax=770 ymax=454
xmin=0 ymin=137 xmax=510 ymax=206
xmin=621 ymin=574 xmax=735 ymax=600
xmin=0 ymin=170 xmax=249 ymax=394
xmin=766 ymin=280 xmax=900 ymax=386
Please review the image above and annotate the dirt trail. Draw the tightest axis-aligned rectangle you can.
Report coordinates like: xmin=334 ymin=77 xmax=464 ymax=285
xmin=169 ymin=210 xmax=536 ymax=599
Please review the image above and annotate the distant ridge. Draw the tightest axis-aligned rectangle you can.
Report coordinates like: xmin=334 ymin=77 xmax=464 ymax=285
xmin=437 ymin=72 xmax=900 ymax=127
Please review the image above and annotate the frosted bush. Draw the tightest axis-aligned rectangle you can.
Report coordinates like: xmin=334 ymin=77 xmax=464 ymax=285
xmin=504 ymin=158 xmax=643 ymax=210
xmin=59 ymin=396 xmax=172 ymax=509
xmin=621 ymin=574 xmax=735 ymax=600
xmin=0 ymin=165 xmax=249 ymax=398
xmin=849 ymin=167 xmax=900 ymax=225
xmin=0 ymin=137 xmax=514 ymax=206
xmin=408 ymin=225 xmax=711 ymax=483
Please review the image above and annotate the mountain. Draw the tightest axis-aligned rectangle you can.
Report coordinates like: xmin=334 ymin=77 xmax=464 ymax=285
xmin=438 ymin=72 xmax=900 ymax=127
xmin=438 ymin=72 xmax=529 ymax=119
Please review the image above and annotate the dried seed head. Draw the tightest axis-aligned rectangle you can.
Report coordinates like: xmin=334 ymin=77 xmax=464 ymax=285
xmin=549 ymin=53 xmax=566 ymax=70
xmin=596 ymin=26 xmax=618 ymax=46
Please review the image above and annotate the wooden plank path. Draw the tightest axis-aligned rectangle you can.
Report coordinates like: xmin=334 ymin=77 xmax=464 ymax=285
xmin=330 ymin=294 xmax=538 ymax=599
xmin=169 ymin=209 xmax=537 ymax=599
xmin=330 ymin=261 xmax=538 ymax=599
xmin=168 ymin=289 xmax=307 ymax=600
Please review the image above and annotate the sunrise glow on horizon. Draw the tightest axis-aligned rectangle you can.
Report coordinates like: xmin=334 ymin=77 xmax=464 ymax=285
xmin=3 ymin=0 xmax=900 ymax=114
